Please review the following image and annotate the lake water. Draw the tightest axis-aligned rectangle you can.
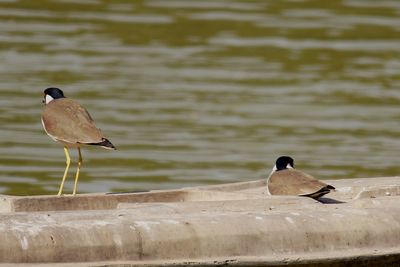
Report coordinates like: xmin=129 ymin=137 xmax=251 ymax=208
xmin=1 ymin=0 xmax=400 ymax=195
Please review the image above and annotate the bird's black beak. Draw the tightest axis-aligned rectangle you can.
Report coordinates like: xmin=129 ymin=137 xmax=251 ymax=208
xmin=42 ymin=99 xmax=45 ymax=104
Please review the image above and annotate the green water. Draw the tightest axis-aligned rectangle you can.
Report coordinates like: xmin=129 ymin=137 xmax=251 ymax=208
xmin=1 ymin=0 xmax=400 ymax=195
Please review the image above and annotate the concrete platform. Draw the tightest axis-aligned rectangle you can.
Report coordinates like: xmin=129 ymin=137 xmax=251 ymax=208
xmin=1 ymin=177 xmax=400 ymax=266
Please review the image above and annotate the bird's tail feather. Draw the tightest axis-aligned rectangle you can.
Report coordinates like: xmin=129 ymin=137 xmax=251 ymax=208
xmin=87 ymin=138 xmax=116 ymax=150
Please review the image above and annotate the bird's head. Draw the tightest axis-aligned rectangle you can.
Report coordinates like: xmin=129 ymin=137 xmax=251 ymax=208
xmin=273 ymin=156 xmax=295 ymax=172
xmin=43 ymin=87 xmax=65 ymax=104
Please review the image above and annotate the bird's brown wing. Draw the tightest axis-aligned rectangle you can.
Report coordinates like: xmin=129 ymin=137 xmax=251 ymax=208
xmin=41 ymin=98 xmax=105 ymax=144
xmin=268 ymin=169 xmax=329 ymax=196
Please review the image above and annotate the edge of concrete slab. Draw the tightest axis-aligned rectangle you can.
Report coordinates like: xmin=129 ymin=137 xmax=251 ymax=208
xmin=3 ymin=249 xmax=400 ymax=267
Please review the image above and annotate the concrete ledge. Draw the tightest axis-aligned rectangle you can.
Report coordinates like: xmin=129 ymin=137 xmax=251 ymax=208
xmin=0 ymin=189 xmax=263 ymax=213
xmin=2 ymin=250 xmax=400 ymax=267
xmin=0 ymin=177 xmax=400 ymax=266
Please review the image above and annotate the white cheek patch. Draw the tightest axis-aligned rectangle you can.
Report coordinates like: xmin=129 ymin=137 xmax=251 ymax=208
xmin=45 ymin=94 xmax=54 ymax=104
xmin=286 ymin=163 xmax=293 ymax=169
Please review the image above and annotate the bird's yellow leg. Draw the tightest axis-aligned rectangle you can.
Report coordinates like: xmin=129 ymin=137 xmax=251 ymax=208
xmin=58 ymin=146 xmax=71 ymax=196
xmin=72 ymin=147 xmax=82 ymax=196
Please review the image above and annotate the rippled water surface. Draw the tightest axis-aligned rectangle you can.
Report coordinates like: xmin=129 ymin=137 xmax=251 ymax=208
xmin=1 ymin=0 xmax=400 ymax=195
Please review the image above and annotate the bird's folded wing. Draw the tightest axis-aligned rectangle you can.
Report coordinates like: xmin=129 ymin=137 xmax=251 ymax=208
xmin=269 ymin=169 xmax=328 ymax=195
xmin=41 ymin=98 xmax=104 ymax=144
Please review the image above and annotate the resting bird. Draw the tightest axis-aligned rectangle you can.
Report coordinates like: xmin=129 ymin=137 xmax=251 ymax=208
xmin=41 ymin=87 xmax=116 ymax=196
xmin=267 ymin=156 xmax=335 ymax=199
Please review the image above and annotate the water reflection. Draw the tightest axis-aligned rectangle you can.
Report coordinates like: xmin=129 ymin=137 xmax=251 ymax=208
xmin=0 ymin=0 xmax=399 ymax=195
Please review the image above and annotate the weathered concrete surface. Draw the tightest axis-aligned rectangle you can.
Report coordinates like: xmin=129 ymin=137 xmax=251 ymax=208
xmin=0 ymin=177 xmax=400 ymax=266
xmin=0 ymin=189 xmax=262 ymax=213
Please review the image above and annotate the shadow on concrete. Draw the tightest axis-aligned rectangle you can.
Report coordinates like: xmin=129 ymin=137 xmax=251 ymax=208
xmin=318 ymin=197 xmax=346 ymax=204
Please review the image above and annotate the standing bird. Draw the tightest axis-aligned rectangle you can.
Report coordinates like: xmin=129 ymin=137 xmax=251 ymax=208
xmin=267 ymin=156 xmax=335 ymax=199
xmin=41 ymin=87 xmax=116 ymax=196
